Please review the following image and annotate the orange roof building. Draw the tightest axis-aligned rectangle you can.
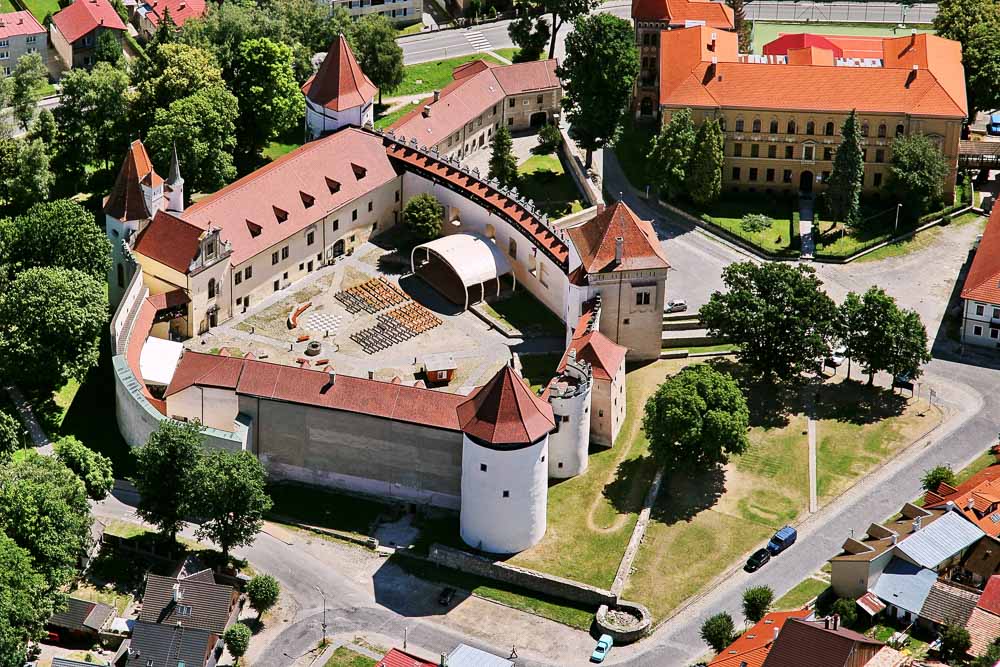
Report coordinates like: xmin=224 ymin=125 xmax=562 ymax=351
xmin=303 ymin=34 xmax=378 ymax=139
xmin=709 ymin=610 xmax=811 ymax=667
xmin=961 ymin=207 xmax=1000 ymax=348
xmin=925 ymin=448 xmax=1000 ymax=534
xmin=654 ymin=25 xmax=966 ymax=198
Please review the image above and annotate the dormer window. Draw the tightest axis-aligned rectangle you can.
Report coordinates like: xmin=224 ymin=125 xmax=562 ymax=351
xmin=205 ymin=239 xmax=217 ymax=260
xmin=273 ymin=206 xmax=288 ymax=223
xmin=246 ymin=220 xmax=262 ymax=238
xmin=351 ymin=163 xmax=367 ymax=179
xmin=326 ymin=177 xmax=341 ymax=194
xmin=300 ymin=191 xmax=315 ymax=208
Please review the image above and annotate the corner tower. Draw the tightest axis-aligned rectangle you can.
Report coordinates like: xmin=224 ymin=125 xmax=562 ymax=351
xmin=545 ymin=350 xmax=593 ymax=479
xmin=457 ymin=365 xmax=554 ymax=554
xmin=302 ymin=34 xmax=377 ymax=140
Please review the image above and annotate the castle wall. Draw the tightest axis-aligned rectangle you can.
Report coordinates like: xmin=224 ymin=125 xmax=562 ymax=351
xmin=305 ymin=97 xmax=371 ymax=140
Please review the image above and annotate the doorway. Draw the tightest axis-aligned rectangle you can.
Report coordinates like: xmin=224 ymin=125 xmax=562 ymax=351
xmin=799 ymin=170 xmax=814 ymax=194
xmin=530 ymin=112 xmax=548 ymax=128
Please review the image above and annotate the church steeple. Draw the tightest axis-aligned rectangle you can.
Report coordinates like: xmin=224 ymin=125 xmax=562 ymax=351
xmin=166 ymin=144 xmax=184 ymax=214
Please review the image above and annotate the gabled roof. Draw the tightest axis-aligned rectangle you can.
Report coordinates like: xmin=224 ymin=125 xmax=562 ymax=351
xmin=926 ymin=475 xmax=1000 ymax=536
xmin=49 ymin=597 xmax=113 ymax=633
xmin=139 ymin=573 xmax=234 ymax=635
xmin=962 ymin=206 xmax=1000 ymax=304
xmin=920 ymin=579 xmax=979 ymax=627
xmin=132 ymin=210 xmax=204 ymax=274
xmin=566 ymin=201 xmax=670 ymax=274
xmin=0 ymin=11 xmax=45 ymax=39
xmin=895 ymin=510 xmax=985 ymax=569
xmin=141 ymin=0 xmax=206 ymax=28
xmin=52 ymin=0 xmax=126 ymax=44
xmin=967 ymin=607 xmax=1000 ymax=657
xmin=761 ymin=618 xmax=884 ymax=667
xmin=763 ymin=33 xmax=889 ymax=60
xmin=125 ymin=620 xmax=215 ymax=667
xmin=632 ymin=0 xmax=734 ymax=28
xmin=165 ymin=352 xmax=245 ymax=396
xmin=457 ymin=365 xmax=554 ymax=446
xmin=104 ymin=140 xmax=161 ymax=222
xmin=979 ymin=575 xmax=1000 ymax=616
xmin=871 ymin=558 xmax=937 ymax=616
xmin=302 ymin=34 xmax=377 ymax=112
xmin=558 ymin=302 xmax=626 ymax=382
xmin=708 ymin=609 xmax=811 ymax=667
xmin=376 ymin=649 xmax=438 ymax=667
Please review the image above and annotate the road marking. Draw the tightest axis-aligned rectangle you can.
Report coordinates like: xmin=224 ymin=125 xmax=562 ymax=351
xmin=464 ymin=30 xmax=491 ymax=51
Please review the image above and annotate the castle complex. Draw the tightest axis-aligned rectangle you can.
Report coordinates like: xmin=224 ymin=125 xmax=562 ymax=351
xmin=107 ymin=38 xmax=670 ymax=554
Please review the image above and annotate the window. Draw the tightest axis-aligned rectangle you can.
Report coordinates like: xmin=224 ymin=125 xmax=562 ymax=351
xmin=735 ymin=118 xmax=745 ymax=132
xmin=993 ymin=307 xmax=1000 ymax=319
xmin=235 ymin=271 xmax=242 ymax=285
xmin=769 ymin=119 xmax=779 ymax=134
xmin=352 ymin=209 xmax=358 ymax=221
xmin=877 ymin=123 xmax=887 ymax=138
xmin=896 ymin=124 xmax=905 ymax=137
xmin=862 ymin=149 xmax=868 ymax=162
xmin=395 ymin=190 xmax=400 ymax=202
xmin=480 ymin=463 xmax=487 ymax=472
xmin=974 ymin=325 xmax=984 ymax=336
xmin=752 ymin=119 xmax=761 ymax=133
xmin=787 ymin=120 xmax=796 ymax=134
xmin=825 ymin=121 xmax=835 ymax=136
xmin=245 ymin=265 xmax=252 ymax=279
xmin=823 ymin=147 xmax=832 ymax=161
xmin=732 ymin=167 xmax=741 ymax=180
xmin=766 ymin=168 xmax=775 ymax=182
xmin=281 ymin=246 xmax=289 ymax=260
xmin=806 ymin=121 xmax=815 ymax=135
xmin=25 ymin=35 xmax=36 ymax=44
xmin=537 ymin=94 xmax=544 ymax=105
xmin=875 ymin=149 xmax=885 ymax=163
xmin=307 ymin=230 xmax=315 ymax=246
xmin=0 ymin=39 xmax=9 ymax=48
xmin=783 ymin=169 xmax=792 ymax=183
xmin=803 ymin=145 xmax=814 ymax=161
xmin=785 ymin=145 xmax=793 ymax=159
xmin=873 ymin=173 xmax=883 ymax=187
xmin=733 ymin=143 xmax=743 ymax=157
xmin=822 ymin=170 xmax=830 ymax=182
xmin=271 ymin=251 xmax=279 ymax=265
xmin=636 ymin=292 xmax=650 ymax=306
xmin=509 ymin=98 xmax=515 ymax=108
xmin=332 ymin=219 xmax=339 ymax=231
xmin=768 ymin=145 xmax=776 ymax=158
xmin=749 ymin=167 xmax=758 ymax=181
xmin=502 ymin=490 xmax=510 ymax=498
xmin=236 ymin=297 xmax=242 ymax=307
xmin=977 ymin=304 xmax=986 ymax=316
xmin=861 ymin=122 xmax=869 ymax=136
xmin=208 ymin=279 xmax=216 ymax=299
xmin=750 ymin=144 xmax=759 ymax=158
xmin=508 ymin=238 xmax=517 ymax=258
xmin=992 ymin=329 xmax=999 ymax=340
xmin=298 ymin=263 xmax=304 ymax=271
xmin=718 ymin=117 xmax=726 ymax=131
xmin=0 ymin=51 xmax=8 ymax=60
xmin=368 ymin=201 xmax=373 ymax=212
xmin=177 ymin=605 xmax=192 ymax=617
xmin=507 ymin=117 xmax=513 ymax=126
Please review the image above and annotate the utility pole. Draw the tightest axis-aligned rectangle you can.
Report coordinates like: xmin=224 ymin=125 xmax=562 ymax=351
xmin=314 ymin=586 xmax=327 ymax=646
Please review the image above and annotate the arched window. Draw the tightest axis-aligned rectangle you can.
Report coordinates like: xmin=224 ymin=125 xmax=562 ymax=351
xmin=825 ymin=121 xmax=835 ymax=136
xmin=769 ymin=119 xmax=779 ymax=134
xmin=116 ymin=263 xmax=124 ymax=288
xmin=877 ymin=123 xmax=886 ymax=138
xmin=752 ymin=118 xmax=761 ymax=133
xmin=861 ymin=122 xmax=869 ymax=136
xmin=208 ymin=278 xmax=217 ymax=299
xmin=895 ymin=124 xmax=905 ymax=137
xmin=787 ymin=119 xmax=796 ymax=134
xmin=735 ymin=118 xmax=745 ymax=132
xmin=806 ymin=121 xmax=815 ymax=135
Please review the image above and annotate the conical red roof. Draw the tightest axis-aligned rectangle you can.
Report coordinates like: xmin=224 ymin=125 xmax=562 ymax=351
xmin=457 ymin=365 xmax=554 ymax=446
xmin=104 ymin=140 xmax=161 ymax=221
xmin=302 ymin=34 xmax=377 ymax=112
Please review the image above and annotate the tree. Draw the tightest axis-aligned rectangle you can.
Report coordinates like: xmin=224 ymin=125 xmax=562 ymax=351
xmin=132 ymin=420 xmax=204 ymax=544
xmin=973 ymin=641 xmax=1000 ymax=667
xmin=8 ymin=199 xmax=111 ymax=281
xmin=0 ymin=452 xmax=92 ymax=590
xmin=351 ymin=14 xmax=404 ymax=104
xmin=536 ymin=123 xmax=562 ymax=153
xmin=151 ymin=7 xmax=177 ymax=50
xmin=0 ymin=138 xmax=53 ymax=215
xmin=922 ymin=465 xmax=956 ymax=492
xmin=146 ymin=84 xmax=239 ymax=196
xmin=839 ymin=286 xmax=930 ymax=384
xmin=132 ymin=43 xmax=226 ymax=134
xmin=534 ymin=0 xmax=599 ymax=59
xmin=508 ymin=14 xmax=550 ymax=62
xmin=195 ymin=450 xmax=272 ymax=561
xmin=701 ymin=262 xmax=839 ymax=382
xmin=0 ymin=267 xmax=107 ymax=389
xmin=643 ymin=364 xmax=750 ymax=470
xmin=11 ymin=52 xmax=47 ymax=131
xmin=28 ymin=108 xmax=58 ymax=151
xmin=940 ymin=623 xmax=972 ymax=662
xmin=93 ymin=29 xmax=123 ymax=67
xmin=54 ymin=62 xmax=131 ymax=177
xmin=648 ymin=108 xmax=696 ymax=201
xmin=686 ymin=118 xmax=724 ymax=206
xmin=888 ymin=134 xmax=950 ymax=219
xmin=740 ymin=213 xmax=771 ymax=234
xmin=825 ymin=110 xmax=864 ymax=229
xmin=0 ymin=534 xmax=52 ymax=667
xmin=489 ymin=125 xmax=519 ymax=187
xmin=246 ymin=574 xmax=280 ymax=619
xmin=701 ymin=612 xmax=735 ymax=653
xmin=0 ymin=410 xmax=19 ymax=463
xmin=742 ymin=585 xmax=774 ymax=623
xmin=230 ymin=38 xmax=304 ymax=158
xmin=224 ymin=622 xmax=252 ymax=663
xmin=403 ymin=193 xmax=444 ymax=242
xmin=933 ymin=0 xmax=1000 ymax=114
xmin=557 ymin=14 xmax=638 ymax=167
xmin=54 ymin=436 xmax=115 ymax=501
xmin=830 ymin=598 xmax=857 ymax=628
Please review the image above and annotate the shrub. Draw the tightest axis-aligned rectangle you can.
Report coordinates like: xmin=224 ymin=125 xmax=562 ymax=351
xmin=403 ymin=193 xmax=443 ymax=242
xmin=247 ymin=574 xmax=280 ymax=619
xmin=830 ymin=597 xmax=857 ymax=628
xmin=740 ymin=213 xmax=771 ymax=234
xmin=921 ymin=465 xmax=956 ymax=492
xmin=536 ymin=124 xmax=562 ymax=154
xmin=742 ymin=585 xmax=774 ymax=623
xmin=940 ymin=623 xmax=972 ymax=662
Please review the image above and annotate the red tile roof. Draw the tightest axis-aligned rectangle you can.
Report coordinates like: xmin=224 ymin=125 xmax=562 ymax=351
xmin=968 ymin=607 xmax=1000 ymax=657
xmin=457 ymin=365 xmax=554 ymax=446
xmin=52 ymin=0 xmax=125 ymax=44
xmin=925 ymin=474 xmax=1000 ymax=536
xmin=786 ymin=45 xmax=836 ymax=67
xmin=962 ymin=206 xmax=1000 ymax=304
xmin=142 ymin=0 xmax=206 ymax=28
xmin=104 ymin=140 xmax=161 ymax=222
xmin=763 ymin=33 xmax=888 ymax=60
xmin=761 ymin=618 xmax=884 ymax=667
xmin=184 ymin=128 xmax=396 ymax=266
xmin=133 ymin=210 xmax=204 ymax=274
xmin=376 ymin=649 xmax=437 ymax=667
xmin=660 ymin=26 xmax=968 ymax=118
xmin=566 ymin=201 xmax=670 ymax=274
xmin=302 ymin=34 xmax=377 ymax=112
xmin=124 ymin=296 xmax=167 ymax=415
xmin=979 ymin=576 xmax=1000 ymax=616
xmin=709 ymin=610 xmax=811 ymax=667
xmin=632 ymin=0 xmax=734 ymax=28
xmin=0 ymin=11 xmax=45 ymax=39
xmin=147 ymin=288 xmax=189 ymax=311
xmin=558 ymin=302 xmax=626 ymax=382
xmin=165 ymin=351 xmax=245 ymax=397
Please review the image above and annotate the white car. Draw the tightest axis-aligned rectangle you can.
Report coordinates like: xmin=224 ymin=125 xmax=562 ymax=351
xmin=828 ymin=345 xmax=847 ymax=367
xmin=665 ymin=299 xmax=688 ymax=313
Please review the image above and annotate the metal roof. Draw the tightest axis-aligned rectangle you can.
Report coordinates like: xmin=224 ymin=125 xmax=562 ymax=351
xmin=896 ymin=511 xmax=985 ymax=568
xmin=446 ymin=644 xmax=514 ymax=667
xmin=871 ymin=558 xmax=937 ymax=615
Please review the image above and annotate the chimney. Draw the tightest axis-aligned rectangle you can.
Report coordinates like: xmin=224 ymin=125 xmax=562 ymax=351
xmin=832 ymin=614 xmax=840 ymax=630
xmin=615 ymin=236 xmax=624 ymax=264
xmin=773 ymin=627 xmax=779 ymax=641
xmin=328 ymin=370 xmax=336 ymax=386
xmin=440 ymin=654 xmax=447 ymax=667
xmin=913 ymin=515 xmax=923 ymax=531
xmin=891 ymin=534 xmax=898 ymax=545
xmin=596 ymin=202 xmax=606 ymax=215
xmin=433 ymin=90 xmax=441 ymax=102
xmin=912 ymin=64 xmax=919 ymax=71
xmin=824 ymin=617 xmax=830 ymax=630
xmin=172 ymin=583 xmax=182 ymax=602
xmin=711 ymin=56 xmax=718 ymax=65
xmin=422 ymin=105 xmax=432 ymax=118
xmin=946 ymin=500 xmax=956 ymax=512
xmin=968 ymin=496 xmax=976 ymax=510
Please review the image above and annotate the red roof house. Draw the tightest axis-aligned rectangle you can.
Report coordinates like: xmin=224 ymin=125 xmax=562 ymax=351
xmin=136 ymin=0 xmax=207 ymax=36
xmin=709 ymin=610 xmax=811 ymax=667
xmin=50 ymin=0 xmax=126 ymax=69
xmin=375 ymin=649 xmax=437 ymax=667
xmin=762 ymin=33 xmax=889 ymax=60
xmin=567 ymin=201 xmax=671 ymax=275
xmin=960 ymin=207 xmax=1000 ymax=347
xmin=632 ymin=0 xmax=734 ymax=29
xmin=132 ymin=210 xmax=205 ymax=274
xmin=104 ymin=140 xmax=162 ymax=222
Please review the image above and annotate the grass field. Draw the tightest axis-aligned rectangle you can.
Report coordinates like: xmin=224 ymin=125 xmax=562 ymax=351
xmin=395 ymin=21 xmax=424 ymax=37
xmin=518 ymin=353 xmax=563 ymax=393
xmin=0 ymin=0 xmax=16 ymax=11
xmin=517 ymin=153 xmax=585 ymax=219
xmin=856 ymin=212 xmax=984 ymax=263
xmin=774 ymin=577 xmax=830 ymax=610
xmin=324 ymin=647 xmax=377 ymax=667
xmin=21 ymin=0 xmax=59 ymax=21
xmin=684 ymin=195 xmax=797 ymax=254
xmin=482 ymin=289 xmax=565 ymax=338
xmin=263 ymin=141 xmax=300 ymax=161
xmin=751 ymin=21 xmax=934 ymax=53
xmin=397 ymin=53 xmax=505 ymax=97
xmin=375 ymin=102 xmax=418 ymax=130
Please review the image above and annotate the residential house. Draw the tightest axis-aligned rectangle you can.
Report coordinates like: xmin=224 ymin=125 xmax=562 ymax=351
xmin=124 ymin=620 xmax=218 ymax=667
xmin=47 ymin=597 xmax=114 ymax=642
xmin=0 ymin=11 xmax=47 ymax=75
xmin=656 ymin=26 xmax=967 ymax=197
xmin=708 ymin=609 xmax=811 ymax=667
xmin=376 ymin=649 xmax=438 ymax=667
xmin=444 ymin=644 xmax=514 ymax=667
xmin=760 ymin=616 xmax=908 ymax=667
xmin=50 ymin=0 xmax=126 ymax=69
xmin=925 ymin=470 xmax=1000 ymax=537
xmin=133 ymin=0 xmax=206 ymax=39
xmin=329 ymin=0 xmax=421 ymax=26
xmin=53 ymin=659 xmax=110 ymax=667
xmin=869 ymin=557 xmax=937 ymax=623
xmin=960 ymin=536 xmax=1000 ymax=587
xmin=960 ymin=206 xmax=1000 ymax=348
xmin=918 ymin=578 xmax=980 ymax=629
xmin=138 ymin=572 xmax=238 ymax=635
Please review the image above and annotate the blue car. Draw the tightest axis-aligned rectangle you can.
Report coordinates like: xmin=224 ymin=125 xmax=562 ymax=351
xmin=989 ymin=113 xmax=1000 ymax=136
xmin=591 ymin=634 xmax=614 ymax=663
xmin=766 ymin=526 xmax=797 ymax=555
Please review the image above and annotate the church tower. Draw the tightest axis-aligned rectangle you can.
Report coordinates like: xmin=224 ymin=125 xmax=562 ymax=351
xmin=301 ymin=34 xmax=378 ymax=140
xmin=166 ymin=144 xmax=184 ymax=214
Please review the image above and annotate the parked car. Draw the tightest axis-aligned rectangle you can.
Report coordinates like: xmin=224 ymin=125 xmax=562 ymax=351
xmin=829 ymin=346 xmax=847 ymax=367
xmin=745 ymin=548 xmax=771 ymax=572
xmin=988 ymin=113 xmax=1000 ymax=136
xmin=438 ymin=587 xmax=455 ymax=606
xmin=665 ymin=299 xmax=688 ymax=313
xmin=767 ymin=526 xmax=797 ymax=555
xmin=591 ymin=634 xmax=614 ymax=663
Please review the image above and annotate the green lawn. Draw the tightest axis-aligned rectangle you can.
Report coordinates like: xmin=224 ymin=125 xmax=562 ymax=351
xmin=686 ymin=195 xmax=797 ymax=254
xmin=263 ymin=141 xmax=301 ymax=161
xmin=492 ymin=47 xmax=522 ymax=62
xmin=397 ymin=53 xmax=505 ymax=97
xmin=856 ymin=212 xmax=984 ymax=263
xmin=955 ymin=450 xmax=999 ymax=486
xmin=518 ymin=353 xmax=563 ymax=393
xmin=395 ymin=21 xmax=424 ymax=37
xmin=324 ymin=647 xmax=377 ymax=667
xmin=374 ymin=102 xmax=418 ymax=130
xmin=517 ymin=153 xmax=585 ymax=219
xmin=774 ymin=577 xmax=829 ymax=610
xmin=481 ymin=289 xmax=565 ymax=338
xmin=21 ymin=0 xmax=59 ymax=21
xmin=751 ymin=21 xmax=934 ymax=53
xmin=0 ymin=0 xmax=16 ymax=11
xmin=682 ymin=344 xmax=739 ymax=354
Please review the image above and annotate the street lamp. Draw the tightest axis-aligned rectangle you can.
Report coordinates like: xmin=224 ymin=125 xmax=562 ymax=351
xmin=894 ymin=202 xmax=902 ymax=234
xmin=314 ymin=586 xmax=327 ymax=647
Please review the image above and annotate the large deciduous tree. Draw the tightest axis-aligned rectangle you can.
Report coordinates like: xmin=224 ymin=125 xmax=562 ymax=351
xmin=403 ymin=193 xmax=444 ymax=242
xmin=643 ymin=364 xmax=750 ymax=470
xmin=8 ymin=199 xmax=111 ymax=281
xmin=195 ymin=450 xmax=272 ymax=562
xmin=0 ymin=138 xmax=53 ymax=216
xmin=351 ymin=14 xmax=404 ymax=104
xmin=246 ymin=574 xmax=281 ymax=619
xmin=489 ymin=125 xmax=519 ymax=187
xmin=701 ymin=262 xmax=838 ymax=382
xmin=825 ymin=110 xmax=864 ymax=228
xmin=888 ymin=134 xmax=950 ymax=219
xmin=230 ymin=38 xmax=304 ymax=159
xmin=0 ymin=534 xmax=52 ymax=667
xmin=0 ymin=410 xmax=20 ymax=463
xmin=701 ymin=612 xmax=736 ymax=653
xmin=686 ymin=118 xmax=724 ymax=206
xmin=93 ymin=29 xmax=124 ymax=67
xmin=55 ymin=62 xmax=131 ymax=177
xmin=132 ymin=43 xmax=226 ymax=133
xmin=648 ymin=108 xmax=696 ymax=201
xmin=536 ymin=0 xmax=599 ymax=59
xmin=132 ymin=420 xmax=204 ymax=544
xmin=557 ymin=14 xmax=638 ymax=167
xmin=0 ymin=267 xmax=107 ymax=389
xmin=54 ymin=436 xmax=115 ymax=501
xmin=11 ymin=52 xmax=47 ymax=132
xmin=838 ymin=286 xmax=931 ymax=385
xmin=508 ymin=14 xmax=550 ymax=62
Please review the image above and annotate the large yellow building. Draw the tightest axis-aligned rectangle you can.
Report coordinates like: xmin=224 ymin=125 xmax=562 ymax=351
xmin=657 ymin=26 xmax=968 ymax=197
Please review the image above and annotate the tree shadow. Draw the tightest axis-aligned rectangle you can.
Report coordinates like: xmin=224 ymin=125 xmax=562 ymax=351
xmin=708 ymin=358 xmax=797 ymax=429
xmin=813 ymin=379 xmax=908 ymax=424
xmin=649 ymin=464 xmax=726 ymax=525
xmin=601 ymin=455 xmax=658 ymax=516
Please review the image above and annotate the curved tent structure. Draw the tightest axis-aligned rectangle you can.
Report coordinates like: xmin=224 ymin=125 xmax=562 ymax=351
xmin=410 ymin=233 xmax=514 ymax=310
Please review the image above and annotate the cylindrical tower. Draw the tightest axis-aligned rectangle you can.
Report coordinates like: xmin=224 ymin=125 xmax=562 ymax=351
xmin=546 ymin=351 xmax=592 ymax=479
xmin=457 ymin=365 xmax=555 ymax=554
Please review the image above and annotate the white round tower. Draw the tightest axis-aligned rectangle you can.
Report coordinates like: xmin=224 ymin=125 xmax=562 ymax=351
xmin=546 ymin=351 xmax=592 ymax=479
xmin=457 ymin=365 xmax=554 ymax=554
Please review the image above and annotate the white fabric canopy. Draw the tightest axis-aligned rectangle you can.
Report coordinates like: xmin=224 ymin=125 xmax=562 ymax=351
xmin=412 ymin=233 xmax=513 ymax=288
xmin=139 ymin=336 xmax=184 ymax=386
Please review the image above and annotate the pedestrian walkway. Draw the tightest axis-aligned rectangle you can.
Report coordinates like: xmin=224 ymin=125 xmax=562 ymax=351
xmin=5 ymin=385 xmax=52 ymax=452
xmin=464 ymin=29 xmax=491 ymax=52
xmin=799 ymin=196 xmax=815 ymax=258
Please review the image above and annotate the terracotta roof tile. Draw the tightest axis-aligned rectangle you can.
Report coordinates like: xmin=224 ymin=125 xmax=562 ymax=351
xmin=763 ymin=33 xmax=888 ymax=60
xmin=142 ymin=0 xmax=206 ymax=28
xmin=376 ymin=649 xmax=437 ymax=667
xmin=302 ymin=34 xmax=377 ymax=112
xmin=457 ymin=365 xmax=554 ymax=446
xmin=165 ymin=351 xmax=244 ymax=397
xmin=632 ymin=0 xmax=734 ymax=28
xmin=967 ymin=607 xmax=1000 ymax=657
xmin=104 ymin=140 xmax=161 ymax=222
xmin=980 ymin=576 xmax=1000 ymax=616
xmin=920 ymin=579 xmax=979 ymax=627
xmin=0 ymin=11 xmax=45 ymax=39
xmin=133 ymin=210 xmax=204 ymax=274
xmin=962 ymin=206 xmax=1000 ymax=304
xmin=761 ymin=618 xmax=883 ymax=667
xmin=709 ymin=610 xmax=811 ymax=667
xmin=52 ymin=0 xmax=125 ymax=44
xmin=566 ymin=201 xmax=670 ymax=274
xmin=558 ymin=302 xmax=627 ymax=382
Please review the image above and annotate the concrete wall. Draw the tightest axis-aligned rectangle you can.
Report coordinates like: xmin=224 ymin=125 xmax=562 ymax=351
xmin=1 ymin=30 xmax=48 ymax=75
xmin=166 ymin=385 xmax=239 ymax=432
xmin=330 ymin=0 xmax=422 ymax=24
